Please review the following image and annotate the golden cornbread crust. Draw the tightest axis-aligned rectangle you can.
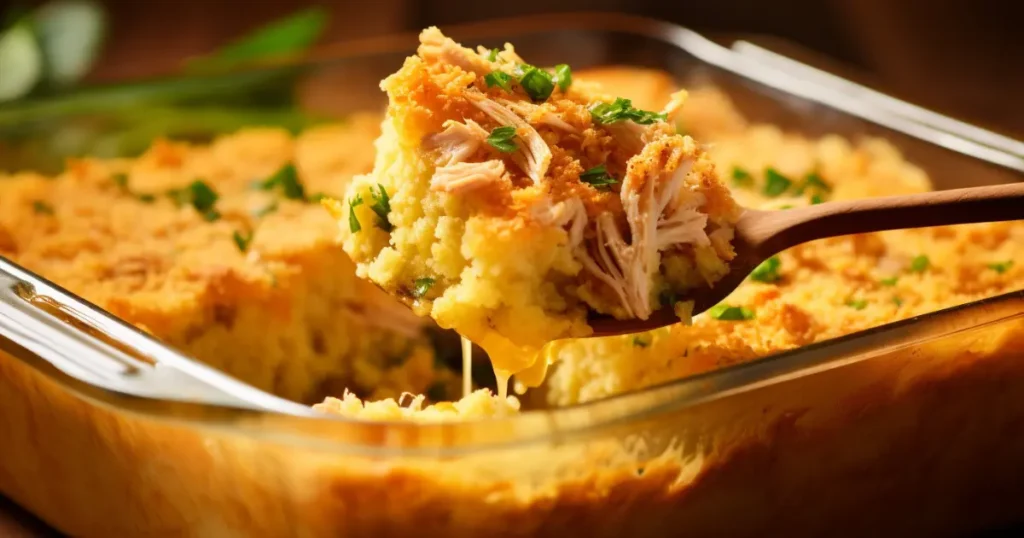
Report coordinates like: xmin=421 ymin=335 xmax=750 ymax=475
xmin=0 ymin=114 xmax=458 ymax=403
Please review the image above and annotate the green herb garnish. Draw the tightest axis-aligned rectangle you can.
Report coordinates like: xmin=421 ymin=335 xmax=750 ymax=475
xmin=846 ymin=299 xmax=869 ymax=310
xmin=893 ymin=296 xmax=904 ymax=307
xmin=484 ymin=70 xmax=513 ymax=92
xmin=486 ymin=48 xmax=499 ymax=62
xmin=137 ymin=194 xmax=156 ymax=203
xmin=233 ymin=230 xmax=253 ymax=252
xmin=186 ymin=7 xmax=327 ymax=73
xmin=369 ymin=184 xmax=392 ymax=232
xmin=259 ymin=163 xmax=305 ymax=200
xmin=515 ymin=64 xmax=555 ymax=101
xmin=880 ymin=277 xmax=899 ymax=286
xmin=579 ymin=164 xmax=618 ymax=190
xmin=708 ymin=304 xmax=755 ymax=321
xmin=763 ymin=168 xmax=792 ymax=197
xmin=731 ymin=166 xmax=753 ymax=187
xmin=553 ymin=64 xmax=572 ymax=92
xmin=910 ymin=255 xmax=930 ymax=273
xmin=795 ymin=171 xmax=832 ymax=195
xmin=169 ymin=179 xmax=220 ymax=221
xmin=810 ymin=194 xmax=825 ymax=205
xmin=254 ymin=201 xmax=279 ymax=218
xmin=750 ymin=256 xmax=782 ymax=283
xmin=112 ymin=173 xmax=129 ymax=191
xmin=988 ymin=260 xmax=1014 ymax=274
xmin=348 ymin=194 xmax=363 ymax=233
xmin=487 ymin=125 xmax=518 ymax=153
xmin=32 ymin=200 xmax=54 ymax=215
xmin=305 ymin=192 xmax=329 ymax=203
xmin=590 ymin=97 xmax=666 ymax=125
xmin=412 ymin=277 xmax=435 ymax=298
xmin=632 ymin=336 xmax=650 ymax=348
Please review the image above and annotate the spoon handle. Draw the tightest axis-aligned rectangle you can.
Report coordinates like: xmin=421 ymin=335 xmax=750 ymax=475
xmin=742 ymin=182 xmax=1024 ymax=256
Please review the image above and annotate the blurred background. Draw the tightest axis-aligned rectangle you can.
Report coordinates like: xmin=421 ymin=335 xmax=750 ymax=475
xmin=0 ymin=0 xmax=1021 ymax=136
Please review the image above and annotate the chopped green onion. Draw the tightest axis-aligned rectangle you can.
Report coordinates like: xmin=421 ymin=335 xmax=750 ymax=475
xmin=763 ymin=168 xmax=792 ymax=197
xmin=846 ymin=299 xmax=868 ymax=310
xmin=892 ymin=296 xmax=904 ymax=307
xmin=553 ymin=64 xmax=572 ymax=92
xmin=632 ymin=336 xmax=650 ymax=348
xmin=348 ymin=194 xmax=363 ymax=233
xmin=750 ymin=256 xmax=782 ymax=283
xmin=369 ymin=184 xmax=392 ymax=232
xmin=778 ymin=205 xmax=794 ymax=210
xmin=254 ymin=201 xmax=279 ymax=218
xmin=412 ymin=277 xmax=435 ymax=298
xmin=168 ymin=179 xmax=220 ymax=221
xmin=111 ymin=173 xmax=129 ymax=191
xmin=590 ymin=97 xmax=666 ymax=125
xmin=987 ymin=260 xmax=1014 ymax=274
xmin=486 ymin=48 xmax=499 ymax=62
xmin=515 ymin=63 xmax=555 ymax=102
xmin=579 ymin=164 xmax=618 ymax=190
xmin=731 ymin=166 xmax=753 ymax=187
xmin=484 ymin=70 xmax=513 ymax=92
xmin=32 ymin=200 xmax=54 ymax=215
xmin=810 ymin=193 xmax=825 ymax=205
xmin=487 ymin=125 xmax=518 ymax=153
xmin=708 ymin=304 xmax=755 ymax=321
xmin=880 ymin=276 xmax=899 ymax=286
xmin=258 ymin=163 xmax=305 ymax=200
xmin=233 ymin=230 xmax=253 ymax=252
xmin=910 ymin=255 xmax=930 ymax=273
xmin=795 ymin=171 xmax=832 ymax=195
xmin=305 ymin=192 xmax=329 ymax=203
xmin=137 ymin=194 xmax=156 ymax=204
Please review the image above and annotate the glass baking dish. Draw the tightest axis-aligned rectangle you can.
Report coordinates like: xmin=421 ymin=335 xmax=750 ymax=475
xmin=1 ymin=12 xmax=1023 ymax=537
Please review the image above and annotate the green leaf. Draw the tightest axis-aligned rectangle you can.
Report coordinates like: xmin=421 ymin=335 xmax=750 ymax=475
xmin=590 ymin=97 xmax=666 ymax=125
xmin=32 ymin=200 xmax=54 ymax=214
xmin=515 ymin=64 xmax=555 ymax=102
xmin=579 ymin=164 xmax=618 ymax=190
xmin=910 ymin=255 xmax=930 ymax=273
xmin=731 ymin=166 xmax=753 ymax=187
xmin=750 ymin=256 xmax=782 ymax=283
xmin=33 ymin=0 xmax=107 ymax=87
xmin=348 ymin=194 xmax=363 ymax=233
xmin=553 ymin=64 xmax=572 ymax=92
xmin=168 ymin=179 xmax=220 ymax=220
xmin=708 ymin=304 xmax=755 ymax=321
xmin=810 ymin=193 xmax=825 ymax=205
xmin=485 ymin=48 xmax=499 ymax=62
xmin=880 ymin=276 xmax=899 ymax=286
xmin=0 ymin=22 xmax=43 ymax=102
xmin=987 ymin=260 xmax=1014 ymax=274
xmin=892 ymin=296 xmax=904 ymax=307
xmin=258 ymin=163 xmax=305 ymax=200
xmin=233 ymin=230 xmax=253 ymax=252
xmin=763 ymin=168 xmax=792 ymax=197
xmin=632 ymin=336 xmax=650 ymax=348
xmin=412 ymin=277 xmax=435 ymax=298
xmin=369 ymin=184 xmax=392 ymax=232
xmin=487 ymin=125 xmax=517 ymax=153
xmin=186 ymin=7 xmax=327 ymax=72
xmin=253 ymin=201 xmax=279 ymax=218
xmin=111 ymin=172 xmax=128 ymax=191
xmin=484 ymin=70 xmax=513 ymax=92
xmin=845 ymin=298 xmax=868 ymax=310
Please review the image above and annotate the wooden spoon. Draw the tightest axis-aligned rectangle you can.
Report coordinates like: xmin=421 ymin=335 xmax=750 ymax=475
xmin=588 ymin=182 xmax=1024 ymax=336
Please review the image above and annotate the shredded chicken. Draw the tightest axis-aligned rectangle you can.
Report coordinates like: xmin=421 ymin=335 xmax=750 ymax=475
xmin=603 ymin=122 xmax=648 ymax=157
xmin=469 ymin=94 xmax=553 ymax=184
xmin=502 ymin=100 xmax=579 ymax=134
xmin=431 ymin=160 xmax=506 ymax=194
xmin=419 ymin=27 xmax=494 ymax=76
xmin=424 ymin=119 xmax=490 ymax=166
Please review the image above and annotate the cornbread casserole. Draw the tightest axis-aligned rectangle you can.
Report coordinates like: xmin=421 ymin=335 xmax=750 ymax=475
xmin=0 ymin=113 xmax=464 ymax=404
xmin=1 ymin=38 xmax=1023 ymax=538
xmin=331 ymin=29 xmax=741 ymax=389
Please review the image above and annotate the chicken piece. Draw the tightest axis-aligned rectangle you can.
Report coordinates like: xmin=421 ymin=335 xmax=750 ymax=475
xmin=329 ymin=28 xmax=740 ymax=388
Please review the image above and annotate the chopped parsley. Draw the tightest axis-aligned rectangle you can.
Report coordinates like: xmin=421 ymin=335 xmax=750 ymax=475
xmin=487 ymin=125 xmax=518 ymax=153
xmin=484 ymin=70 xmax=513 ymax=92
xmin=892 ymin=296 xmax=904 ymax=307
xmin=486 ymin=48 xmax=499 ymax=62
xmin=810 ymin=193 xmax=825 ymax=205
xmin=845 ymin=299 xmax=869 ymax=310
xmin=32 ymin=201 xmax=54 ymax=215
xmin=910 ymin=255 xmax=930 ymax=273
xmin=731 ymin=166 xmax=753 ymax=187
xmin=750 ymin=256 xmax=782 ymax=283
xmin=590 ymin=97 xmax=666 ymax=125
xmin=795 ymin=171 xmax=832 ymax=195
xmin=515 ymin=64 xmax=555 ymax=102
xmin=168 ymin=180 xmax=220 ymax=221
xmin=632 ymin=336 xmax=650 ymax=348
xmin=258 ymin=163 xmax=305 ymax=200
xmin=988 ymin=260 xmax=1014 ymax=274
xmin=579 ymin=164 xmax=618 ymax=190
xmin=233 ymin=230 xmax=253 ymax=252
xmin=763 ymin=168 xmax=792 ymax=197
xmin=553 ymin=64 xmax=572 ymax=92
xmin=708 ymin=304 xmax=755 ymax=321
xmin=369 ymin=184 xmax=392 ymax=232
xmin=412 ymin=277 xmax=435 ymax=298
xmin=348 ymin=194 xmax=363 ymax=233
xmin=305 ymin=192 xmax=329 ymax=203
xmin=880 ymin=276 xmax=899 ymax=287
xmin=137 ymin=194 xmax=156 ymax=204
xmin=111 ymin=173 xmax=129 ymax=191
xmin=254 ymin=201 xmax=279 ymax=218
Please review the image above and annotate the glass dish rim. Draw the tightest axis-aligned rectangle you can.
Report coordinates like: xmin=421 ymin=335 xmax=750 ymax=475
xmin=1 ymin=12 xmax=1022 ymax=457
